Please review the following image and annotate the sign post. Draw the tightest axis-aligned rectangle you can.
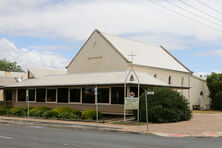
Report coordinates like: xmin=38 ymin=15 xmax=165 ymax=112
xmin=94 ymin=86 xmax=98 ymax=128
xmin=145 ymin=91 xmax=155 ymax=132
xmin=26 ymin=89 xmax=29 ymax=119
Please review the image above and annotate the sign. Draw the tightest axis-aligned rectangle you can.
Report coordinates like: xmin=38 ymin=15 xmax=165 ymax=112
xmin=94 ymin=87 xmax=97 ymax=95
xmin=124 ymin=97 xmax=139 ymax=110
xmin=26 ymin=90 xmax=29 ymax=97
xmin=147 ymin=91 xmax=155 ymax=95
xmin=128 ymin=92 xmax=135 ymax=98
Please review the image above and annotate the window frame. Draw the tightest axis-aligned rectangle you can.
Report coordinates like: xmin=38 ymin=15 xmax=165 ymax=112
xmin=36 ymin=88 xmax=46 ymax=103
xmin=46 ymin=88 xmax=57 ymax=103
xmin=97 ymin=86 xmax=111 ymax=105
xmin=28 ymin=88 xmax=36 ymax=102
xmin=69 ymin=87 xmax=82 ymax=104
xmin=57 ymin=87 xmax=69 ymax=104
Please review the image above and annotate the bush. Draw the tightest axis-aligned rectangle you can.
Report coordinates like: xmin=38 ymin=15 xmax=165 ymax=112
xmin=81 ymin=110 xmax=102 ymax=120
xmin=0 ymin=105 xmax=12 ymax=115
xmin=8 ymin=107 xmax=25 ymax=116
xmin=134 ymin=87 xmax=192 ymax=123
xmin=58 ymin=112 xmax=79 ymax=120
xmin=52 ymin=107 xmax=81 ymax=118
xmin=30 ymin=106 xmax=50 ymax=117
xmin=43 ymin=110 xmax=58 ymax=119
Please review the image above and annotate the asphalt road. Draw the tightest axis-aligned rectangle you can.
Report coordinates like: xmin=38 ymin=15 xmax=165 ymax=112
xmin=0 ymin=123 xmax=222 ymax=148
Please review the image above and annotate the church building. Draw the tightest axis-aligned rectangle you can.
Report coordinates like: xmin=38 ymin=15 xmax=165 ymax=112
xmin=4 ymin=29 xmax=210 ymax=114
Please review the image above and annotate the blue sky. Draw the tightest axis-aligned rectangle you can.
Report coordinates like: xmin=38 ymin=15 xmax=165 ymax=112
xmin=0 ymin=0 xmax=221 ymax=75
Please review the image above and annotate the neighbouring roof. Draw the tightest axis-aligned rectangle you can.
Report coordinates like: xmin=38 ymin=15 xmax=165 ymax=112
xmin=28 ymin=68 xmax=67 ymax=78
xmin=7 ymin=71 xmax=171 ymax=88
xmin=0 ymin=77 xmax=17 ymax=87
xmin=100 ymin=31 xmax=190 ymax=73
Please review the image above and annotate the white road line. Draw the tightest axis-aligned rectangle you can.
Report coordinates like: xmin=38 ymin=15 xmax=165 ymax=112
xmin=0 ymin=136 xmax=14 ymax=140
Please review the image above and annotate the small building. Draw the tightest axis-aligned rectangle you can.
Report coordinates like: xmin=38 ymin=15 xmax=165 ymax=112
xmin=4 ymin=30 xmax=210 ymax=114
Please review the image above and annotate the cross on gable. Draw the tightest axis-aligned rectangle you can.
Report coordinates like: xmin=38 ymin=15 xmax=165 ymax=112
xmin=128 ymin=50 xmax=136 ymax=64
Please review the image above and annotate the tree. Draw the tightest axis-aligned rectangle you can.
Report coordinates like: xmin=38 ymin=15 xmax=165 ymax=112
xmin=134 ymin=87 xmax=192 ymax=123
xmin=0 ymin=58 xmax=24 ymax=72
xmin=206 ymin=73 xmax=222 ymax=110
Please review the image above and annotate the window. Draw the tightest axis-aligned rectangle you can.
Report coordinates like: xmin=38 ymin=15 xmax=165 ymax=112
xmin=130 ymin=87 xmax=144 ymax=97
xmin=47 ymin=89 xmax=56 ymax=102
xmin=70 ymin=88 xmax=81 ymax=102
xmin=58 ymin=88 xmax=68 ymax=103
xmin=154 ymin=73 xmax=157 ymax=78
xmin=29 ymin=89 xmax=35 ymax=101
xmin=168 ymin=76 xmax=171 ymax=85
xmin=82 ymin=87 xmax=95 ymax=103
xmin=4 ymin=90 xmax=12 ymax=101
xmin=36 ymin=89 xmax=46 ymax=102
xmin=18 ymin=89 xmax=26 ymax=102
xmin=98 ymin=88 xmax=109 ymax=103
xmin=111 ymin=87 xmax=124 ymax=104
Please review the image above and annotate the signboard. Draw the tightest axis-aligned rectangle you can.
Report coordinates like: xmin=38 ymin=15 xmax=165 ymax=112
xmin=124 ymin=97 xmax=139 ymax=110
xmin=94 ymin=87 xmax=97 ymax=95
xmin=147 ymin=91 xmax=155 ymax=95
xmin=128 ymin=92 xmax=135 ymax=98
xmin=26 ymin=90 xmax=29 ymax=97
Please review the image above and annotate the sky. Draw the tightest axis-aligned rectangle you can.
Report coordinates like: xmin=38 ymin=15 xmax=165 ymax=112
xmin=0 ymin=0 xmax=221 ymax=76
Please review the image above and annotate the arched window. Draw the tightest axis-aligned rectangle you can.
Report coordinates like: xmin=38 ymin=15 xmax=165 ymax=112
xmin=168 ymin=76 xmax=171 ymax=85
xmin=154 ymin=73 xmax=157 ymax=78
xmin=181 ymin=77 xmax=184 ymax=86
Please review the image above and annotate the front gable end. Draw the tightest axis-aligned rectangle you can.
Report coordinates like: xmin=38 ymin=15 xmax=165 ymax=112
xmin=67 ymin=30 xmax=129 ymax=74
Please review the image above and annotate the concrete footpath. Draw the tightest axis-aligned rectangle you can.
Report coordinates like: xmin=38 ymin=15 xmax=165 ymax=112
xmin=0 ymin=113 xmax=222 ymax=138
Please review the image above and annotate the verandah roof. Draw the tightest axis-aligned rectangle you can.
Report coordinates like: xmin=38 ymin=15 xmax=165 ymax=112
xmin=5 ymin=71 xmax=189 ymax=89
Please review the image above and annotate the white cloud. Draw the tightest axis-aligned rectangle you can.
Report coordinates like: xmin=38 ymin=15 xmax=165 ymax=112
xmin=0 ymin=0 xmax=221 ymax=50
xmin=28 ymin=45 xmax=73 ymax=51
xmin=0 ymin=38 xmax=70 ymax=70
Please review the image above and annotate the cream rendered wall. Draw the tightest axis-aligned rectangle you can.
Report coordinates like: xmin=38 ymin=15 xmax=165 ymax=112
xmin=132 ymin=65 xmax=191 ymax=100
xmin=67 ymin=31 xmax=128 ymax=74
xmin=190 ymin=76 xmax=210 ymax=109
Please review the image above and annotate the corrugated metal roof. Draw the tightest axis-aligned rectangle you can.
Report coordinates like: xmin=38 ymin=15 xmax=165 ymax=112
xmin=101 ymin=32 xmax=190 ymax=73
xmin=28 ymin=68 xmax=67 ymax=78
xmin=7 ymin=71 xmax=169 ymax=87
xmin=0 ymin=77 xmax=17 ymax=87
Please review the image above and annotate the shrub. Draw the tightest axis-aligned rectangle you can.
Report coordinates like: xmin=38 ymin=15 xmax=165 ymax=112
xmin=52 ymin=107 xmax=73 ymax=113
xmin=81 ymin=110 xmax=102 ymax=120
xmin=52 ymin=107 xmax=81 ymax=118
xmin=43 ymin=110 xmax=58 ymax=119
xmin=30 ymin=106 xmax=50 ymax=117
xmin=58 ymin=112 xmax=79 ymax=120
xmin=134 ymin=87 xmax=192 ymax=123
xmin=8 ymin=107 xmax=25 ymax=116
xmin=0 ymin=105 xmax=12 ymax=115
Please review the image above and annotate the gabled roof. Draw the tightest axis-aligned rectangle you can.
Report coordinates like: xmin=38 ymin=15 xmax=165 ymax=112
xmin=7 ymin=71 xmax=169 ymax=88
xmin=100 ymin=31 xmax=190 ymax=73
xmin=28 ymin=68 xmax=66 ymax=78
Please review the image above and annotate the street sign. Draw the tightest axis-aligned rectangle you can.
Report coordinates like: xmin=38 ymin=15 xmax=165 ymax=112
xmin=147 ymin=91 xmax=155 ymax=95
xmin=94 ymin=87 xmax=97 ymax=95
xmin=124 ymin=97 xmax=139 ymax=110
xmin=26 ymin=89 xmax=29 ymax=97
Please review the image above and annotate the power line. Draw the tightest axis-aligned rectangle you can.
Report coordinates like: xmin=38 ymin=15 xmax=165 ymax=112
xmin=194 ymin=0 xmax=222 ymax=15
xmin=147 ymin=0 xmax=222 ymax=32
xmin=164 ymin=0 xmax=222 ymax=27
xmin=178 ymin=0 xmax=222 ymax=22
